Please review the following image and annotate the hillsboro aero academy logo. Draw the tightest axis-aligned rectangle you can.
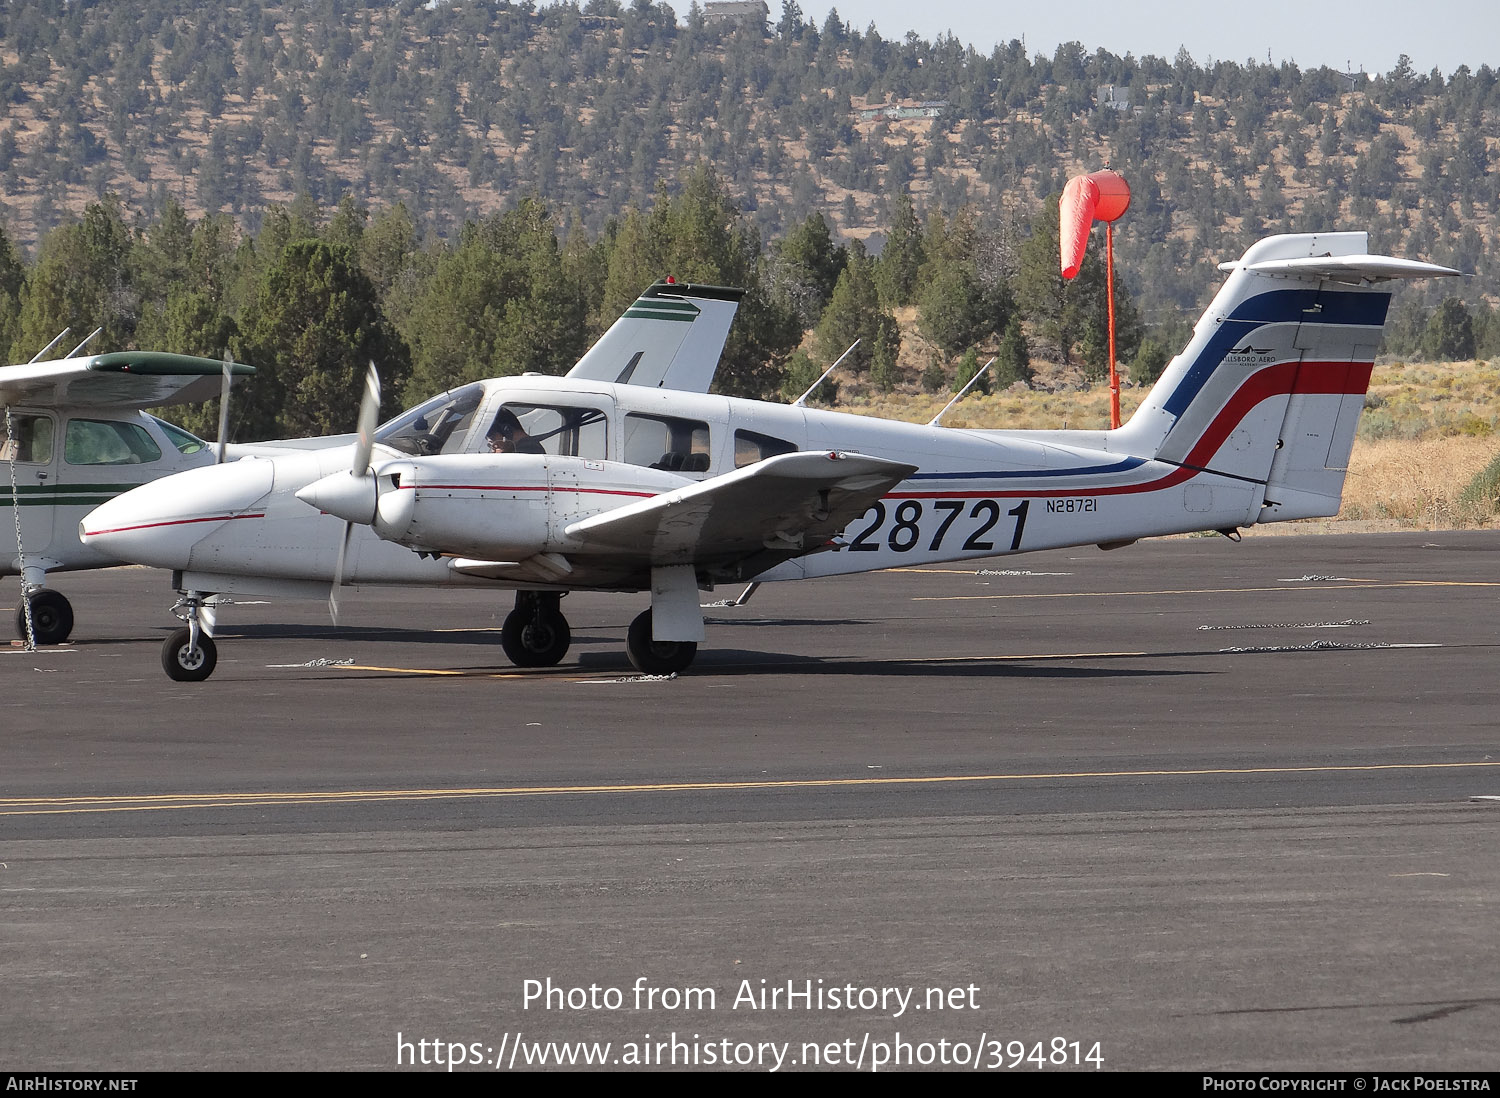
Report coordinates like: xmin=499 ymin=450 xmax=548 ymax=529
xmin=1224 ymin=344 xmax=1277 ymax=365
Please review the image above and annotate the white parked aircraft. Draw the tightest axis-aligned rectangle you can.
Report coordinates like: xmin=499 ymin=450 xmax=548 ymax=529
xmin=81 ymin=232 xmax=1456 ymax=680
xmin=4 ymin=279 xmax=741 ymax=647
xmin=2 ymin=348 xmax=254 ymax=644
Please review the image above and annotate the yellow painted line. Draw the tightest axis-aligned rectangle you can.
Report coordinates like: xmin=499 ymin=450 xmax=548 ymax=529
xmin=4 ymin=761 xmax=1498 ymax=818
xmin=843 ymin=651 xmax=1150 ymax=663
xmin=325 ymin=664 xmax=467 ymax=676
xmin=913 ymin=580 xmax=1500 ymax=602
xmin=323 ymin=663 xmax=626 ymax=680
xmin=310 ymin=651 xmax=1151 ymax=677
xmin=307 ymin=640 xmax=1425 ymax=678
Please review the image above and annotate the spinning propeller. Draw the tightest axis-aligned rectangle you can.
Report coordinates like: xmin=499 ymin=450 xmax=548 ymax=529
xmin=293 ymin=363 xmax=381 ymax=625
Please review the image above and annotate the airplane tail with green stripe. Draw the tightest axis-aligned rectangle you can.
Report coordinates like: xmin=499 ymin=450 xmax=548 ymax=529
xmin=566 ymin=280 xmax=743 ymax=393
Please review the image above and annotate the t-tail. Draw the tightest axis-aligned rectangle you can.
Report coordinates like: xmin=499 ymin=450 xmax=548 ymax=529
xmin=565 ymin=281 xmax=744 ymax=393
xmin=1095 ymin=232 xmax=1456 ymax=523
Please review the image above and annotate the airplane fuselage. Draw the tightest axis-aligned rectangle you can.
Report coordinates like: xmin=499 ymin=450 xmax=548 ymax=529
xmin=81 ymin=373 xmax=1264 ymax=598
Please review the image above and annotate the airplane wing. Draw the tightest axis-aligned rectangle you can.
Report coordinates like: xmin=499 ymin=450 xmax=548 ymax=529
xmin=0 ymin=351 xmax=253 ymax=409
xmin=563 ymin=450 xmax=917 ymax=578
xmin=565 ymin=281 xmax=743 ymax=392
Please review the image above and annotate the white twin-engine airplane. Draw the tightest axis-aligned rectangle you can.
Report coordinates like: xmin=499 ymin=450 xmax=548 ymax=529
xmin=81 ymin=232 xmax=1456 ymax=681
xmin=3 ymin=280 xmax=740 ymax=647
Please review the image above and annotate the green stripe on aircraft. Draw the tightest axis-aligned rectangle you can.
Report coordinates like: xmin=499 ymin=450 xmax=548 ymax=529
xmin=622 ymin=303 xmax=699 ymax=321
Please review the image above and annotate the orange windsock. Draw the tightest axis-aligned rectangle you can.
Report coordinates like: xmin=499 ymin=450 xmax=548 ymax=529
xmin=1059 ymin=170 xmax=1131 ymax=279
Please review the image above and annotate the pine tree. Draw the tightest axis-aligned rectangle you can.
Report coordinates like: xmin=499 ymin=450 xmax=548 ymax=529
xmin=238 ymin=239 xmax=410 ymax=438
xmin=875 ymin=191 xmax=924 ymax=308
xmin=16 ymin=201 xmax=137 ymax=357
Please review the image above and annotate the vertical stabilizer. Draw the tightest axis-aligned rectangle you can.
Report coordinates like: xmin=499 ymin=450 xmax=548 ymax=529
xmin=1115 ymin=233 xmax=1457 ymax=523
xmin=566 ymin=282 xmax=743 ymax=392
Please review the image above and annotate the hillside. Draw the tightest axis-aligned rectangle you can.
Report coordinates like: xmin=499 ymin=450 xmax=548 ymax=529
xmin=2 ymin=0 xmax=1499 ymax=323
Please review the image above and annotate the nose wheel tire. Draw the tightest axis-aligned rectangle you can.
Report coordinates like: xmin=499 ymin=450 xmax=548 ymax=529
xmin=500 ymin=608 xmax=571 ymax=667
xmin=162 ymin=626 xmax=218 ymax=682
xmin=15 ymin=588 xmax=74 ymax=645
xmin=625 ymin=609 xmax=697 ymax=675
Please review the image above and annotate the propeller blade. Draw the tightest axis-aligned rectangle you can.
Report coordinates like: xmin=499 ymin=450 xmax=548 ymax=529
xmin=351 ymin=362 xmax=381 ymax=477
xmin=216 ymin=352 xmax=234 ymax=464
xmin=329 ymin=520 xmax=354 ymax=626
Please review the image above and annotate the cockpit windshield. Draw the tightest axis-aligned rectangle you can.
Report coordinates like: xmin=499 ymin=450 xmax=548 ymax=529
xmin=375 ymin=382 xmax=486 ymax=456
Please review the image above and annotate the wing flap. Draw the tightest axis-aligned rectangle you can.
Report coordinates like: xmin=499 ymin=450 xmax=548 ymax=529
xmin=565 ymin=450 xmax=916 ymax=571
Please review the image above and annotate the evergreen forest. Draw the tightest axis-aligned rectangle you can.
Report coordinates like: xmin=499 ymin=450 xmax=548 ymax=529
xmin=1 ymin=0 xmax=1498 ymax=439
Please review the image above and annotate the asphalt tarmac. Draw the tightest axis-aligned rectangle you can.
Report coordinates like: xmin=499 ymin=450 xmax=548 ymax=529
xmin=3 ymin=531 xmax=1498 ymax=1071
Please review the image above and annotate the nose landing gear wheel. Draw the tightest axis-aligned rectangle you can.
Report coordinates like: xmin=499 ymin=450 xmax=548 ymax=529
xmin=625 ymin=609 xmax=697 ymax=675
xmin=500 ymin=608 xmax=571 ymax=667
xmin=162 ymin=626 xmax=218 ymax=682
xmin=16 ymin=588 xmax=74 ymax=645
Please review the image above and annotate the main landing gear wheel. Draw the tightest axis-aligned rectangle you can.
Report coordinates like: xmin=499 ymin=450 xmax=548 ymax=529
xmin=625 ymin=609 xmax=697 ymax=675
xmin=16 ymin=588 xmax=74 ymax=645
xmin=161 ymin=626 xmax=217 ymax=682
xmin=500 ymin=593 xmax=571 ymax=667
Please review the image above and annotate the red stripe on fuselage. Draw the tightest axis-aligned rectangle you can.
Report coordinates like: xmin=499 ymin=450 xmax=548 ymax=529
xmin=889 ymin=360 xmax=1371 ymax=500
xmin=81 ymin=511 xmax=268 ymax=538
xmin=400 ymin=483 xmax=657 ymax=499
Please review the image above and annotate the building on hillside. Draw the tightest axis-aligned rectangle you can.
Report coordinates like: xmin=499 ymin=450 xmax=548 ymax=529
xmin=856 ymin=101 xmax=948 ymax=122
xmin=702 ymin=1 xmax=769 ymax=30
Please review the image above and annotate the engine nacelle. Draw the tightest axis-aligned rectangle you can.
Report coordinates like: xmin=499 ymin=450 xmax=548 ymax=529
xmin=366 ymin=454 xmax=688 ymax=560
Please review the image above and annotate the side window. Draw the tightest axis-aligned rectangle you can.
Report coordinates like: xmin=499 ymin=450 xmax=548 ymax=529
xmin=623 ymin=413 xmax=711 ymax=472
xmin=64 ymin=420 xmax=164 ymax=465
xmin=733 ymin=429 xmax=797 ymax=469
xmin=1 ymin=414 xmax=54 ymax=464
xmin=488 ymin=404 xmax=608 ymax=460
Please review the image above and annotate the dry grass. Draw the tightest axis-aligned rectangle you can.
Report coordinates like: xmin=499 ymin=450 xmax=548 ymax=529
xmin=1339 ymin=436 xmax=1500 ymax=527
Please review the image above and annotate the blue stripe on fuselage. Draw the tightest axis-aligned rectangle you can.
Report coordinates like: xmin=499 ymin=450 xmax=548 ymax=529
xmin=908 ymin=457 xmax=1147 ymax=481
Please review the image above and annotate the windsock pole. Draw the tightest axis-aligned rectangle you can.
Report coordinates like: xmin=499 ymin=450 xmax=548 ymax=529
xmin=1059 ymin=168 xmax=1131 ymax=429
xmin=1106 ymin=221 xmax=1118 ymax=428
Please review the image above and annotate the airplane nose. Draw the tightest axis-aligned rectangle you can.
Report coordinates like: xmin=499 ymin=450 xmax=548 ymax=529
xmin=81 ymin=459 xmax=276 ymax=569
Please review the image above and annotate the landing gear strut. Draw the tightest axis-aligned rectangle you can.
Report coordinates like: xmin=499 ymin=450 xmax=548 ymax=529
xmin=625 ymin=608 xmax=698 ymax=675
xmin=14 ymin=587 xmax=74 ymax=645
xmin=161 ymin=591 xmax=217 ymax=682
xmin=500 ymin=591 xmax=571 ymax=667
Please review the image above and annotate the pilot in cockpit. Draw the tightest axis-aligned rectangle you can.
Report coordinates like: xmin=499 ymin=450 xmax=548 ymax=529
xmin=486 ymin=408 xmax=545 ymax=455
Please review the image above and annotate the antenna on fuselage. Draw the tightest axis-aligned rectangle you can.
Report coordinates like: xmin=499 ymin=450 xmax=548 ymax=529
xmin=28 ymin=329 xmax=71 ymax=363
xmin=792 ymin=339 xmax=860 ymax=408
xmin=928 ymin=357 xmax=996 ymax=427
xmin=65 ymin=328 xmax=103 ymax=358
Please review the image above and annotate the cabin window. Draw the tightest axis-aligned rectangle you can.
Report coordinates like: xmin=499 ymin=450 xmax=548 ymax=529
xmin=64 ymin=419 xmax=163 ymax=465
xmin=733 ymin=429 xmax=797 ymax=468
xmin=490 ymin=404 xmax=608 ymax=460
xmin=377 ymin=383 xmax=486 ymax=456
xmin=0 ymin=414 xmax=54 ymax=464
xmin=623 ymin=413 xmax=711 ymax=472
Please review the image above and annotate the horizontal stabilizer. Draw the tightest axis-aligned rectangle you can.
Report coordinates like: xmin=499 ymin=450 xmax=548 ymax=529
xmin=1222 ymin=255 xmax=1460 ymax=283
xmin=566 ymin=450 xmax=917 ymax=571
